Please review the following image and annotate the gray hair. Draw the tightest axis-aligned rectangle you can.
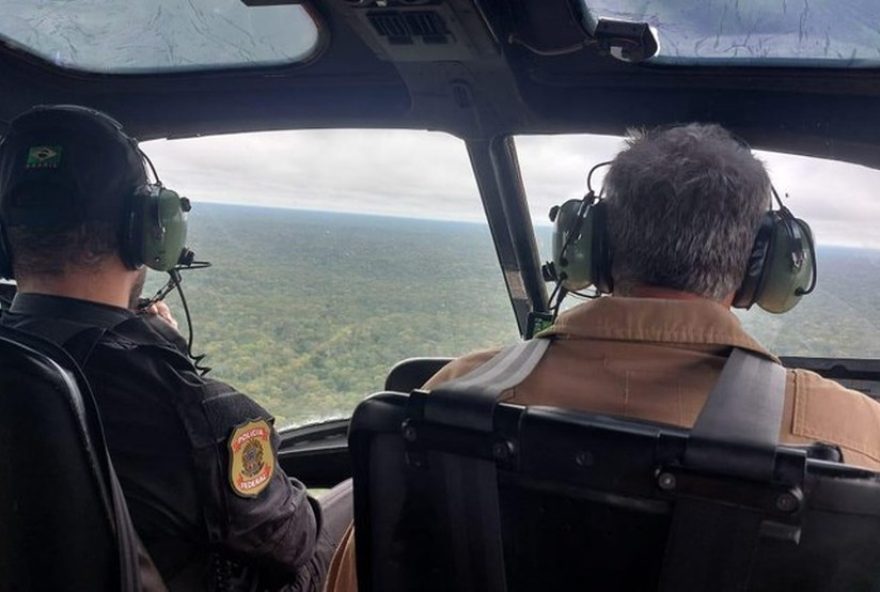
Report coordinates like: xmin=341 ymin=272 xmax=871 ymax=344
xmin=604 ymin=123 xmax=771 ymax=300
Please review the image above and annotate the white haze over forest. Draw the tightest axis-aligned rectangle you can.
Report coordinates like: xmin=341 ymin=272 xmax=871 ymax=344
xmin=142 ymin=130 xmax=880 ymax=250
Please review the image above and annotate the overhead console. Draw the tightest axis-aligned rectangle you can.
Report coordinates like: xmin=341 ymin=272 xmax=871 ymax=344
xmin=338 ymin=0 xmax=498 ymax=62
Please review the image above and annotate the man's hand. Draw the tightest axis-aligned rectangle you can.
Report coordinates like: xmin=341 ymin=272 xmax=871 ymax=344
xmin=145 ymin=301 xmax=179 ymax=331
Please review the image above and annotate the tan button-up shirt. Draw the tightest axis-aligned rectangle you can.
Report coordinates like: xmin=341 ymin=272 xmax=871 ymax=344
xmin=426 ymin=297 xmax=880 ymax=469
xmin=324 ymin=296 xmax=880 ymax=592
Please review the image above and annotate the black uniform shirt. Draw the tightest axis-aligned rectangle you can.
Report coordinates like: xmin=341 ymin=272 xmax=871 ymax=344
xmin=2 ymin=293 xmax=321 ymax=590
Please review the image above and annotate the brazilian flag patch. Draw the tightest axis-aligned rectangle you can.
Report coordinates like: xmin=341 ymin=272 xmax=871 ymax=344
xmin=25 ymin=145 xmax=62 ymax=169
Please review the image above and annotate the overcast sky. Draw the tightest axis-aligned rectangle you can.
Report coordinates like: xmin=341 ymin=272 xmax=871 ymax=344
xmin=142 ymin=129 xmax=880 ymax=250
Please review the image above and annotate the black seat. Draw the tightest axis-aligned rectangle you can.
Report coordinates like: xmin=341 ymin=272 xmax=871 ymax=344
xmin=384 ymin=357 xmax=452 ymax=392
xmin=0 ymin=325 xmax=142 ymax=591
xmin=350 ymin=345 xmax=880 ymax=592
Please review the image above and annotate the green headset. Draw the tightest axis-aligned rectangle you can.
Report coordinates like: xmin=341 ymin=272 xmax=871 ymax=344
xmin=549 ymin=161 xmax=817 ymax=314
xmin=0 ymin=105 xmax=191 ymax=279
xmin=120 ymin=157 xmax=192 ymax=273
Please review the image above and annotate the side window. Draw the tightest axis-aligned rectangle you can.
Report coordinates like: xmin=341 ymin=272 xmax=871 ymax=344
xmin=516 ymin=133 xmax=880 ymax=359
xmin=141 ymin=130 xmax=517 ymax=427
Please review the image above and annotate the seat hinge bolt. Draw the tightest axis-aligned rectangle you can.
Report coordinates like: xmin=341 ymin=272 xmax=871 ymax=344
xmin=776 ymin=492 xmax=800 ymax=513
xmin=657 ymin=472 xmax=677 ymax=491
xmin=575 ymin=451 xmax=593 ymax=467
xmin=493 ymin=440 xmax=515 ymax=460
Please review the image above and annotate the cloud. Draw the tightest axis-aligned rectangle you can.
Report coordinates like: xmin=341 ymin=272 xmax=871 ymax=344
xmin=142 ymin=129 xmax=486 ymax=221
xmin=142 ymin=129 xmax=880 ymax=249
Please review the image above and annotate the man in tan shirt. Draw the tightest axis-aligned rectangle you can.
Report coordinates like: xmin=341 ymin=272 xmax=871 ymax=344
xmin=324 ymin=123 xmax=880 ymax=592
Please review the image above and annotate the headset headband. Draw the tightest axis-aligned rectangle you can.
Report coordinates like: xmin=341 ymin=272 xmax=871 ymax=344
xmin=547 ymin=141 xmax=817 ymax=315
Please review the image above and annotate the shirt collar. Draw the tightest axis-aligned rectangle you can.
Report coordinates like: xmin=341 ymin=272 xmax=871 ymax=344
xmin=9 ymin=292 xmax=134 ymax=329
xmin=541 ymin=296 xmax=777 ymax=362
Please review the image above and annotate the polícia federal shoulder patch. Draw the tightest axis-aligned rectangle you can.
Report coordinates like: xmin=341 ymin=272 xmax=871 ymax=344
xmin=228 ymin=419 xmax=275 ymax=498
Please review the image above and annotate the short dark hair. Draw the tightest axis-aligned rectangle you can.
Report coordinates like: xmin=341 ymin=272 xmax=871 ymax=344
xmin=605 ymin=123 xmax=771 ymax=299
xmin=7 ymin=221 xmax=119 ymax=277
xmin=0 ymin=105 xmax=148 ymax=279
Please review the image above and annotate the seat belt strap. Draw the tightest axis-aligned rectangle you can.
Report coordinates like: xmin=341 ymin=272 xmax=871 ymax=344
xmin=661 ymin=348 xmax=787 ymax=592
xmin=685 ymin=348 xmax=786 ymax=481
xmin=3 ymin=317 xmax=93 ymax=349
xmin=0 ymin=313 xmax=115 ymax=369
xmin=107 ymin=459 xmax=147 ymax=592
xmin=421 ymin=338 xmax=552 ymax=592
xmin=428 ymin=339 xmax=551 ymax=431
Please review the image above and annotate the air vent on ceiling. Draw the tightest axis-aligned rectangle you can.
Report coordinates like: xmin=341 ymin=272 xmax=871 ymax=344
xmin=368 ymin=10 xmax=450 ymax=45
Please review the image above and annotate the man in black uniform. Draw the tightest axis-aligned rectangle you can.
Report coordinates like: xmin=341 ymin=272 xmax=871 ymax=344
xmin=0 ymin=105 xmax=346 ymax=590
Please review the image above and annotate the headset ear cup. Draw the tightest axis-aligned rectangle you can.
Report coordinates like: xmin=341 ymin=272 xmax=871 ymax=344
xmin=590 ymin=201 xmax=613 ymax=294
xmin=118 ymin=188 xmax=143 ymax=270
xmin=0 ymin=222 xmax=14 ymax=279
xmin=754 ymin=216 xmax=816 ymax=314
xmin=552 ymin=199 xmax=592 ymax=291
xmin=140 ymin=187 xmax=188 ymax=272
xmin=551 ymin=199 xmax=613 ymax=294
xmin=734 ymin=212 xmax=776 ymax=309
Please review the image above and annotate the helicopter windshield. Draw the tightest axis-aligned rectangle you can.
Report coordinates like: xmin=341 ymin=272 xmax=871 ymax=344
xmin=140 ymin=129 xmax=517 ymax=428
xmin=136 ymin=128 xmax=880 ymax=429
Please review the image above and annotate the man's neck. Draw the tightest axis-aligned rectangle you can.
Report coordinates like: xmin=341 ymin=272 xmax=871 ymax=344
xmin=17 ymin=273 xmax=132 ymax=310
xmin=619 ymin=285 xmax=734 ymax=307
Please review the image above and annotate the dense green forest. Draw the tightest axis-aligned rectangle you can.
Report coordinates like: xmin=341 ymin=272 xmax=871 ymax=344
xmin=149 ymin=204 xmax=517 ymax=427
xmin=149 ymin=203 xmax=880 ymax=428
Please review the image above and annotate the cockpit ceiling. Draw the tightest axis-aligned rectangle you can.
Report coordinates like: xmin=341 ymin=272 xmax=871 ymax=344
xmin=1 ymin=0 xmax=880 ymax=169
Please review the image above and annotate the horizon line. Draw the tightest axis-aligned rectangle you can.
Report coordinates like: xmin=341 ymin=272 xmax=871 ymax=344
xmin=195 ymin=200 xmax=880 ymax=251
